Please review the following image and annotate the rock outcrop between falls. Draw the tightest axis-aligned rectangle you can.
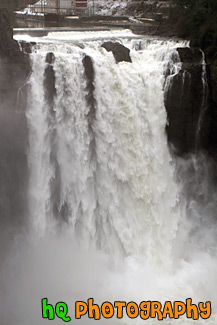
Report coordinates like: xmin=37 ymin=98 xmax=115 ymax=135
xmin=102 ymin=41 xmax=132 ymax=63
xmin=44 ymin=52 xmax=56 ymax=113
xmin=0 ymin=10 xmax=31 ymax=226
xmin=82 ymin=54 xmax=96 ymax=119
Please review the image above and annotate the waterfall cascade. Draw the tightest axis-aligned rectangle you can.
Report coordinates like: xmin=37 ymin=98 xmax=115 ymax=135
xmin=27 ymin=33 xmax=184 ymax=258
xmin=196 ymin=50 xmax=209 ymax=147
xmin=1 ymin=30 xmax=217 ymax=325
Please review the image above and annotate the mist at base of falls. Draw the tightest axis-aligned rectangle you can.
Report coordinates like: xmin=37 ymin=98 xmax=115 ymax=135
xmin=1 ymin=30 xmax=217 ymax=324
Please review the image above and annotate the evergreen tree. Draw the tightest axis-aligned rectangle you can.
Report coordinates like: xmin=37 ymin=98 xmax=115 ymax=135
xmin=0 ymin=0 xmax=18 ymax=10
xmin=172 ymin=0 xmax=217 ymax=59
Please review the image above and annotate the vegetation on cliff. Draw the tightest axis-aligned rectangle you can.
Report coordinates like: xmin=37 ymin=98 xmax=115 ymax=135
xmin=171 ymin=0 xmax=217 ymax=61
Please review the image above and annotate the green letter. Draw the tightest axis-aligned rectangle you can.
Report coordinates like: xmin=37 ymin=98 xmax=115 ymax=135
xmin=56 ymin=302 xmax=71 ymax=322
xmin=41 ymin=298 xmax=55 ymax=320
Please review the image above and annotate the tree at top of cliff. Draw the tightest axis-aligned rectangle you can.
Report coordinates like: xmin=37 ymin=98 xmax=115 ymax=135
xmin=172 ymin=0 xmax=217 ymax=60
xmin=0 ymin=0 xmax=18 ymax=10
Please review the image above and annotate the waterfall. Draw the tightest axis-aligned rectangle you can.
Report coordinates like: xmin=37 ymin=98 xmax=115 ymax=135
xmin=26 ymin=34 xmax=183 ymax=260
xmin=1 ymin=30 xmax=217 ymax=324
xmin=196 ymin=50 xmax=209 ymax=148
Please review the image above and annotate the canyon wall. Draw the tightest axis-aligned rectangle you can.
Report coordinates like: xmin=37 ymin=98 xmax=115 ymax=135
xmin=0 ymin=10 xmax=30 ymax=227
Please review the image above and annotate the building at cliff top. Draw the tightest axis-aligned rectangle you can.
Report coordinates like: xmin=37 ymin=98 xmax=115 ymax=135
xmin=27 ymin=0 xmax=88 ymax=15
xmin=22 ymin=0 xmax=134 ymax=16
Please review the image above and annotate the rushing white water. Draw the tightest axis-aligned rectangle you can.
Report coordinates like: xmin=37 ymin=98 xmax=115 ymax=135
xmin=196 ymin=50 xmax=209 ymax=147
xmin=2 ymin=30 xmax=217 ymax=324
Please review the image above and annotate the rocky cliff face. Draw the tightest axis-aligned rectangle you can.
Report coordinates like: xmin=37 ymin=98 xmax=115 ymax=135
xmin=207 ymin=62 xmax=217 ymax=157
xmin=165 ymin=46 xmax=217 ymax=158
xmin=0 ymin=10 xmax=30 ymax=227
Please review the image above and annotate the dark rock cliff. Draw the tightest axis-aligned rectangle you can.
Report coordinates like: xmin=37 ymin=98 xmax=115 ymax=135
xmin=0 ymin=10 xmax=30 ymax=227
xmin=206 ymin=62 xmax=217 ymax=157
xmin=165 ymin=46 xmax=217 ymax=158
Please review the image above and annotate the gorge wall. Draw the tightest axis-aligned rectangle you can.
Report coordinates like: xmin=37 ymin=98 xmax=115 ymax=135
xmin=0 ymin=10 xmax=30 ymax=228
xmin=165 ymin=45 xmax=217 ymax=158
